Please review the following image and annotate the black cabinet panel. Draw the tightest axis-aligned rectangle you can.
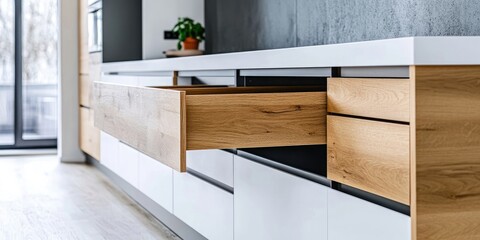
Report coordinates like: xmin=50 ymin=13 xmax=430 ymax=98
xmin=103 ymin=0 xmax=142 ymax=62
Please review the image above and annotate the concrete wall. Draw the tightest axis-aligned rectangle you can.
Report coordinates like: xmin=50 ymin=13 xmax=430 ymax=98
xmin=143 ymin=0 xmax=204 ymax=59
xmin=205 ymin=0 xmax=480 ymax=53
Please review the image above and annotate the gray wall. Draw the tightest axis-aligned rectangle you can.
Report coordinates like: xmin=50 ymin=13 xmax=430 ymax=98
xmin=142 ymin=0 xmax=204 ymax=59
xmin=205 ymin=0 xmax=480 ymax=53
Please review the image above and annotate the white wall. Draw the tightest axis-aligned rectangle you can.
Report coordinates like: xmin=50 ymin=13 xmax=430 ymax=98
xmin=142 ymin=0 xmax=204 ymax=59
xmin=58 ymin=0 xmax=85 ymax=163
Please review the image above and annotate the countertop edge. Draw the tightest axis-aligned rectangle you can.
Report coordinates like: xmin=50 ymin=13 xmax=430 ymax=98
xmin=101 ymin=37 xmax=480 ymax=73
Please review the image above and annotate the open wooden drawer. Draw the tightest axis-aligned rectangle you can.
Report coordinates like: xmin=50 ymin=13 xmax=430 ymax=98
xmin=93 ymin=82 xmax=327 ymax=172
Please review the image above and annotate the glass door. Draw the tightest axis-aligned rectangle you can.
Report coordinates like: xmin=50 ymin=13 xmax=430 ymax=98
xmin=0 ymin=0 xmax=15 ymax=146
xmin=0 ymin=0 xmax=58 ymax=149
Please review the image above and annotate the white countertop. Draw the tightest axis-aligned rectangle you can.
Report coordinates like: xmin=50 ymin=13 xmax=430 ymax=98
xmin=102 ymin=37 xmax=480 ymax=73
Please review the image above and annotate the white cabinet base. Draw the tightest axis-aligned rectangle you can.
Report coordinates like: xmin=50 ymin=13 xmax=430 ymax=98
xmin=117 ymin=142 xmax=139 ymax=188
xmin=234 ymin=155 xmax=328 ymax=240
xmin=328 ymin=189 xmax=411 ymax=240
xmin=173 ymin=172 xmax=233 ymax=240
xmin=186 ymin=150 xmax=234 ymax=187
xmin=138 ymin=153 xmax=174 ymax=213
xmin=100 ymin=131 xmax=119 ymax=173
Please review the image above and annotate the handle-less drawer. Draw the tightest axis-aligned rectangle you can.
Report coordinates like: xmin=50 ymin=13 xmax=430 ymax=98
xmin=93 ymin=82 xmax=327 ymax=172
xmin=187 ymin=150 xmax=234 ymax=188
xmin=327 ymin=78 xmax=410 ymax=122
xmin=327 ymin=115 xmax=410 ymax=205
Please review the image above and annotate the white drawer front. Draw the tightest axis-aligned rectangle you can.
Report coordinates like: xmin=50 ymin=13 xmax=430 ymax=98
xmin=101 ymin=74 xmax=139 ymax=85
xmin=138 ymin=153 xmax=173 ymax=213
xmin=186 ymin=150 xmax=234 ymax=187
xmin=100 ymin=131 xmax=119 ymax=173
xmin=234 ymin=155 xmax=328 ymax=240
xmin=117 ymin=142 xmax=139 ymax=188
xmin=328 ymin=189 xmax=411 ymax=240
xmin=137 ymin=76 xmax=173 ymax=87
xmin=173 ymin=172 xmax=233 ymax=240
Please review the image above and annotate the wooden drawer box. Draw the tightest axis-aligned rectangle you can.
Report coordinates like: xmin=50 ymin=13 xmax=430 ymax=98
xmin=327 ymin=115 xmax=410 ymax=205
xmin=327 ymin=78 xmax=409 ymax=122
xmin=93 ymin=82 xmax=327 ymax=172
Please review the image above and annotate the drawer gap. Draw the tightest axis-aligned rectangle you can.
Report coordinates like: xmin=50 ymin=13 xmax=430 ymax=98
xmin=152 ymin=85 xmax=325 ymax=95
xmin=328 ymin=112 xmax=410 ymax=125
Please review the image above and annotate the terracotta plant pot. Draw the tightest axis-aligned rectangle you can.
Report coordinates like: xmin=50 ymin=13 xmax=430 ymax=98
xmin=183 ymin=37 xmax=199 ymax=50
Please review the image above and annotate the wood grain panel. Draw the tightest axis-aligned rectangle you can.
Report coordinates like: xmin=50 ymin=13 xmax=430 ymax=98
xmin=93 ymin=82 xmax=186 ymax=172
xmin=186 ymin=92 xmax=327 ymax=150
xmin=79 ymin=75 xmax=91 ymax=107
xmin=327 ymin=115 xmax=410 ymax=205
xmin=412 ymin=66 xmax=480 ymax=240
xmin=328 ymin=78 xmax=410 ymax=122
xmin=80 ymin=107 xmax=100 ymax=160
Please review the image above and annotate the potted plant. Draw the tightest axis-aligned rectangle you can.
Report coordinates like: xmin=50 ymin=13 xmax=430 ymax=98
xmin=172 ymin=17 xmax=205 ymax=50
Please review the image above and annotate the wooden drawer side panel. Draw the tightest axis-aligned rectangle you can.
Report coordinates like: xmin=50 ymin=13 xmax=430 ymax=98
xmin=186 ymin=92 xmax=327 ymax=150
xmin=327 ymin=115 xmax=410 ymax=205
xmin=93 ymin=82 xmax=186 ymax=171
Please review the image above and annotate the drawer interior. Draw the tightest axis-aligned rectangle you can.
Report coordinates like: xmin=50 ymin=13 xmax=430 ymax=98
xmin=94 ymin=82 xmax=327 ymax=172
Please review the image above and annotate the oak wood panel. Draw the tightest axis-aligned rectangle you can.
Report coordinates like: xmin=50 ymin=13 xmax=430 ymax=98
xmin=327 ymin=78 xmax=410 ymax=122
xmin=80 ymin=107 xmax=100 ymax=160
xmin=409 ymin=66 xmax=417 ymax=240
xmin=79 ymin=75 xmax=92 ymax=107
xmin=327 ymin=115 xmax=410 ymax=205
xmin=412 ymin=66 xmax=480 ymax=240
xmin=93 ymin=82 xmax=186 ymax=172
xmin=186 ymin=92 xmax=327 ymax=150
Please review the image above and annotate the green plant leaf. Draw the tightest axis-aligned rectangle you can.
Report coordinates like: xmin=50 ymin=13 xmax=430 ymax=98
xmin=171 ymin=17 xmax=206 ymax=45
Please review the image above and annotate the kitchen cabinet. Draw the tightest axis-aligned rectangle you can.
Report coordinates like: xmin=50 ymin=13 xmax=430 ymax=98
xmin=79 ymin=107 xmax=100 ymax=159
xmin=138 ymin=152 xmax=174 ymax=213
xmin=234 ymin=155 xmax=328 ymax=240
xmin=327 ymin=115 xmax=410 ymax=205
xmin=117 ymin=142 xmax=139 ymax=188
xmin=100 ymin=131 xmax=119 ymax=173
xmin=186 ymin=150 xmax=234 ymax=187
xmin=173 ymin=172 xmax=233 ymax=240
xmin=328 ymin=189 xmax=411 ymax=240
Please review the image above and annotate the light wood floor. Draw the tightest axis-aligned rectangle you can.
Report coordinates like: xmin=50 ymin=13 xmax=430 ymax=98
xmin=0 ymin=154 xmax=181 ymax=240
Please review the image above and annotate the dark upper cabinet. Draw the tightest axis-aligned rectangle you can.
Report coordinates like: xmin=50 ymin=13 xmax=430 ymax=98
xmin=102 ymin=0 xmax=142 ymax=63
